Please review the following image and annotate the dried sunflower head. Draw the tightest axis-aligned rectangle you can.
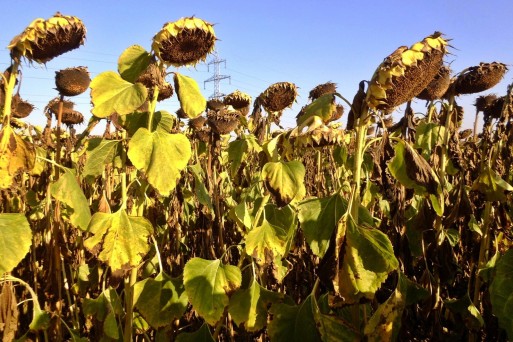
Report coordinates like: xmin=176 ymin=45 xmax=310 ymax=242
xmin=11 ymin=94 xmax=34 ymax=119
xmin=8 ymin=12 xmax=86 ymax=64
xmin=45 ymin=97 xmax=75 ymax=120
xmin=207 ymin=106 xmax=241 ymax=135
xmin=454 ymin=62 xmax=508 ymax=95
xmin=223 ymin=90 xmax=252 ymax=114
xmin=416 ymin=65 xmax=451 ymax=101
xmin=366 ymin=32 xmax=449 ymax=112
xmin=474 ymin=94 xmax=497 ymax=112
xmin=55 ymin=66 xmax=90 ymax=96
xmin=259 ymin=82 xmax=297 ymax=113
xmin=152 ymin=17 xmax=216 ymax=67
xmin=309 ymin=82 xmax=337 ymax=101
xmin=61 ymin=110 xmax=84 ymax=126
xmin=189 ymin=115 xmax=207 ymax=130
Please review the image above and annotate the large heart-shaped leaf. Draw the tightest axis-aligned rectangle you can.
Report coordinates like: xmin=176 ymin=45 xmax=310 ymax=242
xmin=472 ymin=165 xmax=513 ymax=202
xmin=84 ymin=209 xmax=153 ymax=271
xmin=268 ymin=295 xmax=321 ymax=342
xmin=414 ymin=121 xmax=446 ymax=160
xmin=50 ymin=168 xmax=91 ymax=231
xmin=183 ymin=258 xmax=241 ymax=325
xmin=83 ymin=138 xmax=123 ymax=180
xmin=0 ymin=213 xmax=32 ymax=275
xmin=262 ymin=160 xmax=306 ymax=206
xmin=298 ymin=193 xmax=348 ymax=257
xmin=174 ymin=73 xmax=206 ymax=119
xmin=489 ymin=248 xmax=513 ymax=339
xmin=0 ymin=125 xmax=35 ymax=189
xmin=133 ymin=272 xmax=188 ymax=328
xmin=128 ymin=127 xmax=191 ymax=196
xmin=118 ymin=45 xmax=152 ymax=83
xmin=245 ymin=217 xmax=288 ymax=266
xmin=335 ymin=219 xmax=399 ymax=304
xmin=229 ymin=278 xmax=283 ymax=332
xmin=296 ymin=94 xmax=337 ymax=126
xmin=90 ymin=71 xmax=148 ymax=118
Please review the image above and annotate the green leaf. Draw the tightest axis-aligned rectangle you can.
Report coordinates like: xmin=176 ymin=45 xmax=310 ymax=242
xmin=83 ymin=210 xmax=153 ymax=271
xmin=388 ymin=140 xmax=439 ymax=195
xmin=175 ymin=323 xmax=215 ymax=342
xmin=489 ymin=248 xmax=513 ymax=339
xmin=444 ymin=293 xmax=484 ymax=330
xmin=268 ymin=295 xmax=322 ymax=342
xmin=103 ymin=311 xmax=119 ymax=339
xmin=245 ymin=217 xmax=288 ymax=265
xmin=183 ymin=258 xmax=242 ymax=325
xmin=29 ymin=306 xmax=51 ymax=331
xmin=336 ymin=219 xmax=399 ymax=303
xmin=128 ymin=127 xmax=191 ymax=196
xmin=189 ymin=163 xmax=213 ymax=212
xmin=298 ymin=194 xmax=348 ymax=257
xmin=229 ymin=278 xmax=283 ymax=332
xmin=414 ymin=121 xmax=445 ymax=160
xmin=443 ymin=228 xmax=460 ymax=247
xmin=0 ymin=214 xmax=32 ymax=275
xmin=262 ymin=160 xmax=306 ymax=206
xmin=133 ymin=273 xmax=188 ymax=328
xmin=312 ymin=294 xmax=359 ymax=342
xmin=472 ymin=165 xmax=513 ymax=202
xmin=264 ymin=204 xmax=297 ymax=257
xmin=118 ymin=45 xmax=152 ymax=82
xmin=174 ymin=73 xmax=206 ymax=119
xmin=90 ymin=71 xmax=148 ymax=118
xmin=82 ymin=288 xmax=124 ymax=321
xmin=227 ymin=138 xmax=248 ymax=177
xmin=120 ymin=111 xmax=177 ymax=137
xmin=83 ymin=138 xmax=123 ymax=180
xmin=296 ymin=94 xmax=336 ymax=126
xmin=468 ymin=215 xmax=482 ymax=236
xmin=50 ymin=169 xmax=91 ymax=231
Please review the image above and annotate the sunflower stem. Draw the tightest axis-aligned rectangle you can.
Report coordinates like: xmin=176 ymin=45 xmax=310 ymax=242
xmin=1 ymin=60 xmax=20 ymax=126
xmin=147 ymin=86 xmax=160 ymax=131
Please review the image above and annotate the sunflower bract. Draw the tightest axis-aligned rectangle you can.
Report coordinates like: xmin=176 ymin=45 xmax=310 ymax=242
xmin=152 ymin=17 xmax=216 ymax=67
xmin=8 ymin=12 xmax=86 ymax=64
xmin=366 ymin=32 xmax=449 ymax=112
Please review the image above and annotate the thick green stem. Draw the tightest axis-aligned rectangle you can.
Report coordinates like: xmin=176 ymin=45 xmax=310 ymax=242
xmin=123 ymin=268 xmax=138 ymax=342
xmin=147 ymin=87 xmax=159 ymax=131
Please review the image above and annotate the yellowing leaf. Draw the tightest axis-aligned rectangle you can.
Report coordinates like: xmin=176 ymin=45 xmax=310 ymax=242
xmin=0 ymin=213 xmax=32 ymax=275
xmin=84 ymin=209 xmax=153 ymax=271
xmin=175 ymin=323 xmax=215 ymax=342
xmin=118 ymin=45 xmax=152 ymax=83
xmin=297 ymin=94 xmax=337 ymax=126
xmin=174 ymin=73 xmax=206 ymax=119
xmin=245 ymin=218 xmax=288 ymax=265
xmin=83 ymin=138 xmax=123 ymax=180
xmin=128 ymin=128 xmax=191 ymax=196
xmin=90 ymin=71 xmax=148 ymax=118
xmin=183 ymin=258 xmax=242 ymax=325
xmin=0 ymin=125 xmax=35 ymax=189
xmin=133 ymin=273 xmax=188 ymax=328
xmin=229 ymin=279 xmax=283 ymax=332
xmin=262 ymin=160 xmax=306 ymax=207
xmin=50 ymin=169 xmax=91 ymax=231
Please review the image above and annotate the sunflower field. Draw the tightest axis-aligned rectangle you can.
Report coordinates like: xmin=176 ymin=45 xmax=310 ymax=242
xmin=1 ymin=13 xmax=513 ymax=342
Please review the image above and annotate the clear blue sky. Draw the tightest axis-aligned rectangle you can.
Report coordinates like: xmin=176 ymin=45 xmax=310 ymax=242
xmin=2 ymin=0 xmax=512 ymax=131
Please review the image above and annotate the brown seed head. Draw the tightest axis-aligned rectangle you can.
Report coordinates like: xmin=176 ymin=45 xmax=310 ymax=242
xmin=55 ymin=66 xmax=91 ymax=96
xmin=259 ymin=82 xmax=297 ymax=113
xmin=455 ymin=62 xmax=508 ymax=95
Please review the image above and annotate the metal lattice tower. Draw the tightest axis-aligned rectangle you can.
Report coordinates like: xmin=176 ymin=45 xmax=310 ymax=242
xmin=204 ymin=50 xmax=231 ymax=100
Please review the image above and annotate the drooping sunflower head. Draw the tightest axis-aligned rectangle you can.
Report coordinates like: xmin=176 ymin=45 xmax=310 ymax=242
xmin=416 ymin=65 xmax=451 ymax=101
xmin=474 ymin=94 xmax=497 ymax=112
xmin=309 ymin=82 xmax=337 ymax=101
xmin=11 ymin=94 xmax=34 ymax=119
xmin=223 ymin=90 xmax=251 ymax=116
xmin=454 ymin=62 xmax=508 ymax=95
xmin=55 ymin=66 xmax=90 ymax=96
xmin=207 ymin=106 xmax=241 ymax=135
xmin=152 ymin=17 xmax=216 ymax=67
xmin=9 ymin=12 xmax=86 ymax=64
xmin=366 ymin=32 xmax=449 ymax=112
xmin=61 ymin=110 xmax=84 ymax=126
xmin=259 ymin=82 xmax=297 ymax=113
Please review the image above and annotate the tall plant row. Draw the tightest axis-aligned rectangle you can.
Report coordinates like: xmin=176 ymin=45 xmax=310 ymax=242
xmin=1 ymin=13 xmax=512 ymax=341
